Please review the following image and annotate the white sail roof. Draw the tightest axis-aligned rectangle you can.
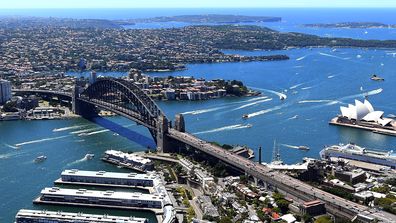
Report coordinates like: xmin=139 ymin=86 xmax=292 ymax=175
xmin=378 ymin=118 xmax=393 ymax=126
xmin=362 ymin=111 xmax=384 ymax=122
xmin=340 ymin=99 xmax=387 ymax=123
xmin=364 ymin=99 xmax=375 ymax=113
xmin=355 ymin=100 xmax=370 ymax=120
xmin=340 ymin=106 xmax=351 ymax=118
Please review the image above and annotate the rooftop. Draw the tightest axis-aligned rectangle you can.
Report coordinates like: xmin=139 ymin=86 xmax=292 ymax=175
xmin=41 ymin=187 xmax=164 ymax=203
xmin=62 ymin=169 xmax=158 ymax=182
xmin=16 ymin=209 xmax=148 ymax=223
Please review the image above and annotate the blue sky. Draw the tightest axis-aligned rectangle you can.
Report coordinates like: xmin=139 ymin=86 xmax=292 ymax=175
xmin=1 ymin=0 xmax=395 ymax=8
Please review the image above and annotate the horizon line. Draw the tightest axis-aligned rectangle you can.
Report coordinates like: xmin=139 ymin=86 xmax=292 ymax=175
xmin=1 ymin=7 xmax=396 ymax=9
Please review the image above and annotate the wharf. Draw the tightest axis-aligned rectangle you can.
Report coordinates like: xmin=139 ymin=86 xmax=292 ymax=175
xmin=54 ymin=178 xmax=152 ymax=193
xmin=329 ymin=117 xmax=396 ymax=137
xmin=33 ymin=197 xmax=164 ymax=215
xmin=101 ymin=158 xmax=146 ymax=173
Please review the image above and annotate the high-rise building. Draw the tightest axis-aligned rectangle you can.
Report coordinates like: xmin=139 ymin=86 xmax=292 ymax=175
xmin=0 ymin=79 xmax=11 ymax=105
xmin=89 ymin=71 xmax=97 ymax=85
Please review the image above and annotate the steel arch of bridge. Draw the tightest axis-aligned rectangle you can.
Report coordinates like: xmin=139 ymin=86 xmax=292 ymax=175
xmin=78 ymin=78 xmax=164 ymax=130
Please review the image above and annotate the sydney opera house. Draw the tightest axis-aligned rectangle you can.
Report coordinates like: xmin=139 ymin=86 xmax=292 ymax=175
xmin=330 ymin=99 xmax=396 ymax=136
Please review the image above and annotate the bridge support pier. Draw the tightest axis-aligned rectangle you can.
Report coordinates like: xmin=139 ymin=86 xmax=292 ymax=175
xmin=156 ymin=115 xmax=172 ymax=153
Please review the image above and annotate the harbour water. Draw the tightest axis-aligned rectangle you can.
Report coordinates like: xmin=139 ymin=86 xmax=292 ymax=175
xmin=2 ymin=8 xmax=396 ymax=222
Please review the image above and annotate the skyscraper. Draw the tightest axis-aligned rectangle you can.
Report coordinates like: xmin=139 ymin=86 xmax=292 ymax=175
xmin=0 ymin=79 xmax=11 ymax=105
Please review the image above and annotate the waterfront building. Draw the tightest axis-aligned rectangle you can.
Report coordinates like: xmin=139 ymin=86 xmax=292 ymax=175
xmin=36 ymin=187 xmax=164 ymax=209
xmin=0 ymin=79 xmax=11 ymax=104
xmin=164 ymin=89 xmax=176 ymax=100
xmin=338 ymin=99 xmax=393 ymax=126
xmin=331 ymin=99 xmax=396 ymax=136
xmin=15 ymin=209 xmax=148 ymax=223
xmin=103 ymin=150 xmax=154 ymax=171
xmin=60 ymin=169 xmax=157 ymax=187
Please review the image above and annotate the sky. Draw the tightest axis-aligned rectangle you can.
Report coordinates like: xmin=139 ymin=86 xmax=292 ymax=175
xmin=1 ymin=0 xmax=396 ymax=9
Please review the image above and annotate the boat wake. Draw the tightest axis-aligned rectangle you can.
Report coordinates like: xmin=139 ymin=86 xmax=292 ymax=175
xmin=319 ymin=52 xmax=348 ymax=60
xmin=78 ymin=129 xmax=109 ymax=136
xmin=245 ymin=104 xmax=284 ymax=118
xmin=66 ymin=154 xmax=92 ymax=166
xmin=296 ymin=55 xmax=308 ymax=61
xmin=0 ymin=150 xmax=28 ymax=159
xmin=286 ymin=115 xmax=298 ymax=120
xmin=3 ymin=143 xmax=19 ymax=149
xmin=232 ymin=98 xmax=272 ymax=111
xmin=289 ymin=83 xmax=304 ymax=90
xmin=298 ymin=99 xmax=334 ymax=104
xmin=280 ymin=144 xmax=300 ymax=149
xmin=53 ymin=124 xmax=88 ymax=132
xmin=193 ymin=124 xmax=252 ymax=135
xmin=15 ymin=135 xmax=70 ymax=147
xmin=301 ymin=86 xmax=313 ymax=90
xmin=249 ymin=87 xmax=287 ymax=100
xmin=70 ymin=127 xmax=102 ymax=134
xmin=341 ymin=88 xmax=383 ymax=101
xmin=181 ymin=106 xmax=228 ymax=115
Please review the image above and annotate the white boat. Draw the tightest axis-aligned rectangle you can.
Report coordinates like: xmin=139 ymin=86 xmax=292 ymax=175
xmin=84 ymin=154 xmax=95 ymax=160
xmin=34 ymin=155 xmax=47 ymax=163
xmin=246 ymin=124 xmax=253 ymax=128
xmin=298 ymin=146 xmax=310 ymax=151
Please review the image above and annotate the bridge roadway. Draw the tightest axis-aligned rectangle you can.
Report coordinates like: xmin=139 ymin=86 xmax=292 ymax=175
xmin=168 ymin=129 xmax=396 ymax=223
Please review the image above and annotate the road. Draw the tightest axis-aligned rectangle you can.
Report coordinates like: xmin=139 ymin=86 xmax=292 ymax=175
xmin=168 ymin=129 xmax=396 ymax=223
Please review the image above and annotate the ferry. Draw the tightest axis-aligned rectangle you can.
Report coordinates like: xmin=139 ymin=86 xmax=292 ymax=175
xmin=34 ymin=155 xmax=47 ymax=163
xmin=320 ymin=143 xmax=396 ymax=169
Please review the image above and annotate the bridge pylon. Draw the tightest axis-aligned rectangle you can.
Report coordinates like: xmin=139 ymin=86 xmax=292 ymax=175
xmin=156 ymin=114 xmax=171 ymax=153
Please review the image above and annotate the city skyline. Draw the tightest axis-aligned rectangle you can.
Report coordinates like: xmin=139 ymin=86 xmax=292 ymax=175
xmin=1 ymin=0 xmax=396 ymax=8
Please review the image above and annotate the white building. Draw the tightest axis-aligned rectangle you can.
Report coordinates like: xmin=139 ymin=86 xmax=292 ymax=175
xmin=0 ymin=79 xmax=11 ymax=105
xmin=339 ymin=99 xmax=393 ymax=126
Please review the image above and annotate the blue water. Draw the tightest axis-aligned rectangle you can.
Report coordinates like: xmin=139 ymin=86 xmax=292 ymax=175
xmin=2 ymin=8 xmax=396 ymax=223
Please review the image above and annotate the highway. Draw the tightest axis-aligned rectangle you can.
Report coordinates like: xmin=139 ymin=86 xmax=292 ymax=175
xmin=168 ymin=129 xmax=396 ymax=223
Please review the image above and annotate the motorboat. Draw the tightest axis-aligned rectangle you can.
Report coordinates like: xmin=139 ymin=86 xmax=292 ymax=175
xmin=370 ymin=74 xmax=384 ymax=81
xmin=298 ymin=146 xmax=310 ymax=151
xmin=242 ymin=114 xmax=249 ymax=119
xmin=84 ymin=154 xmax=95 ymax=160
xmin=34 ymin=155 xmax=47 ymax=163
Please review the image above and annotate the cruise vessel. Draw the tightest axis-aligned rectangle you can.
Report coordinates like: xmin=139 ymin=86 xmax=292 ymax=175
xmin=320 ymin=143 xmax=396 ymax=169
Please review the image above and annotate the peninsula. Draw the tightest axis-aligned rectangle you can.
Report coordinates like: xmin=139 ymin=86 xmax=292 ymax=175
xmin=2 ymin=18 xmax=396 ymax=75
xmin=303 ymin=22 xmax=396 ymax=29
xmin=115 ymin=14 xmax=282 ymax=25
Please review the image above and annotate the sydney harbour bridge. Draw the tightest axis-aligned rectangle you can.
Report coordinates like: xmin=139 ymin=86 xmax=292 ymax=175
xmin=13 ymin=78 xmax=394 ymax=223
